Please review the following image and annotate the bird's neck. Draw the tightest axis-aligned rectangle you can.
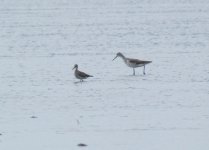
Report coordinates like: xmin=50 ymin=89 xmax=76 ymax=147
xmin=120 ymin=55 xmax=126 ymax=61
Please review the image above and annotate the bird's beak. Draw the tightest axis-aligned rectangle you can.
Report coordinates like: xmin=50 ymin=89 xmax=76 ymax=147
xmin=112 ymin=56 xmax=118 ymax=61
xmin=72 ymin=66 xmax=75 ymax=70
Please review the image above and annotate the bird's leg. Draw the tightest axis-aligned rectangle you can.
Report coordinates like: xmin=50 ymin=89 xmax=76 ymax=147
xmin=133 ymin=68 xmax=135 ymax=76
xmin=143 ymin=65 xmax=146 ymax=75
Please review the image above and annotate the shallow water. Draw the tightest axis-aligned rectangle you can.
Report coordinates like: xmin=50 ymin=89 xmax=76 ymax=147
xmin=0 ymin=0 xmax=209 ymax=149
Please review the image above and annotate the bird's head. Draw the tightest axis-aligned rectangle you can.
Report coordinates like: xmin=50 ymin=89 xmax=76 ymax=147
xmin=112 ymin=52 xmax=124 ymax=61
xmin=72 ymin=64 xmax=78 ymax=70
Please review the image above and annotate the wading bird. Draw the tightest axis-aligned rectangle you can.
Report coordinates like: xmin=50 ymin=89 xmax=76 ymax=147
xmin=72 ymin=64 xmax=93 ymax=81
xmin=113 ymin=52 xmax=152 ymax=75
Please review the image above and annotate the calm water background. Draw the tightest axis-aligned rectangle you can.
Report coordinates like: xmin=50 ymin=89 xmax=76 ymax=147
xmin=0 ymin=0 xmax=209 ymax=149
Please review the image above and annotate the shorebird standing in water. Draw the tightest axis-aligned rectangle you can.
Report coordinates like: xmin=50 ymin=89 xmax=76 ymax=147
xmin=113 ymin=52 xmax=152 ymax=75
xmin=72 ymin=64 xmax=93 ymax=82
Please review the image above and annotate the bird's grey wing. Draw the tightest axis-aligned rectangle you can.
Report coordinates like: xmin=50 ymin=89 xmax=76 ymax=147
xmin=78 ymin=70 xmax=93 ymax=77
xmin=128 ymin=58 xmax=143 ymax=64
xmin=129 ymin=59 xmax=152 ymax=65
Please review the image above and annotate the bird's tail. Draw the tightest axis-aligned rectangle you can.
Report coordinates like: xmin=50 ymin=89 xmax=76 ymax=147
xmin=146 ymin=61 xmax=152 ymax=64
